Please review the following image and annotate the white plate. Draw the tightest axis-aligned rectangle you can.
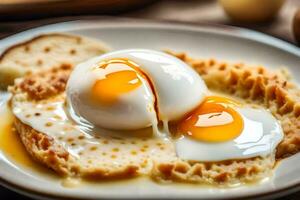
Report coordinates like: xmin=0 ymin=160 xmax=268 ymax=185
xmin=0 ymin=18 xmax=300 ymax=200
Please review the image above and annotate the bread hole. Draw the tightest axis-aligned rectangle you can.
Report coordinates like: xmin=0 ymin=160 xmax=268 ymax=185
xmin=141 ymin=160 xmax=148 ymax=168
xmin=39 ymin=137 xmax=51 ymax=151
xmin=204 ymin=163 xmax=212 ymax=170
xmin=131 ymin=150 xmax=137 ymax=155
xmin=234 ymin=63 xmax=243 ymax=69
xmin=53 ymin=115 xmax=62 ymax=120
xmin=131 ymin=141 xmax=137 ymax=144
xmin=101 ymin=152 xmax=107 ymax=156
xmin=249 ymin=166 xmax=259 ymax=175
xmin=67 ymin=138 xmax=74 ymax=143
xmin=11 ymin=127 xmax=16 ymax=133
xmin=236 ymin=167 xmax=247 ymax=177
xmin=50 ymin=75 xmax=56 ymax=80
xmin=25 ymin=114 xmax=31 ymax=118
xmin=71 ymin=143 xmax=76 ymax=146
xmin=111 ymin=155 xmax=117 ymax=159
xmin=257 ymin=67 xmax=265 ymax=74
xmin=63 ymin=126 xmax=74 ymax=131
xmin=102 ymin=140 xmax=109 ymax=144
xmin=88 ymin=160 xmax=93 ymax=164
xmin=243 ymin=70 xmax=251 ymax=79
xmin=112 ymin=148 xmax=119 ymax=152
xmin=60 ymin=63 xmax=72 ymax=70
xmin=208 ymin=59 xmax=216 ymax=66
xmin=214 ymin=172 xmax=228 ymax=182
xmin=44 ymin=47 xmax=51 ymax=53
xmin=215 ymin=168 xmax=222 ymax=173
xmin=76 ymin=37 xmax=82 ymax=44
xmin=156 ymin=142 xmax=162 ymax=146
xmin=58 ymin=136 xmax=63 ymax=140
xmin=193 ymin=166 xmax=202 ymax=176
xmin=46 ymin=106 xmax=55 ymax=111
xmin=70 ymin=49 xmax=76 ymax=55
xmin=160 ymin=146 xmax=165 ymax=150
xmin=40 ymin=73 xmax=46 ymax=78
xmin=78 ymin=135 xmax=85 ymax=140
xmin=143 ymin=144 xmax=149 ymax=148
xmin=36 ymin=59 xmax=43 ymax=66
xmin=78 ymin=151 xmax=84 ymax=156
xmin=26 ymin=78 xmax=35 ymax=85
xmin=34 ymin=112 xmax=41 ymax=116
xmin=158 ymin=164 xmax=173 ymax=177
xmin=90 ymin=146 xmax=97 ymax=151
xmin=219 ymin=63 xmax=226 ymax=71
xmin=25 ymin=71 xmax=32 ymax=76
xmin=45 ymin=122 xmax=53 ymax=127
xmin=24 ymin=46 xmax=30 ymax=52
xmin=222 ymin=160 xmax=233 ymax=166
xmin=282 ymin=81 xmax=287 ymax=88
xmin=174 ymin=165 xmax=188 ymax=173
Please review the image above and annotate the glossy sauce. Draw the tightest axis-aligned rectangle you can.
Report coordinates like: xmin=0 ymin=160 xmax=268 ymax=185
xmin=0 ymin=106 xmax=52 ymax=174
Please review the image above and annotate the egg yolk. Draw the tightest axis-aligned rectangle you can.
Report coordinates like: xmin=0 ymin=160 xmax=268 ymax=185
xmin=178 ymin=96 xmax=244 ymax=142
xmin=92 ymin=58 xmax=146 ymax=105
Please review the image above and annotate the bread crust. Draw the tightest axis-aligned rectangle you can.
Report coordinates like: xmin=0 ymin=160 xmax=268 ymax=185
xmin=14 ymin=117 xmax=74 ymax=176
xmin=0 ymin=34 xmax=82 ymax=61
xmin=0 ymin=33 xmax=109 ymax=89
xmin=14 ymin=117 xmax=141 ymax=179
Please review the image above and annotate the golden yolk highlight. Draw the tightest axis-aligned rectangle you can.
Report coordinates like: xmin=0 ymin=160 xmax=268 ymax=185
xmin=92 ymin=59 xmax=145 ymax=105
xmin=178 ymin=96 xmax=244 ymax=142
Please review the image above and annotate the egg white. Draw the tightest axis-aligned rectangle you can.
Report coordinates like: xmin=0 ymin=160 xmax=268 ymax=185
xmin=67 ymin=49 xmax=207 ymax=132
xmin=67 ymin=61 xmax=156 ymax=130
xmin=175 ymin=107 xmax=284 ymax=161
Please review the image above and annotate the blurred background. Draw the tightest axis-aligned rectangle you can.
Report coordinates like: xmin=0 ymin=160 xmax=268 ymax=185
xmin=0 ymin=0 xmax=299 ymax=199
xmin=0 ymin=0 xmax=299 ymax=45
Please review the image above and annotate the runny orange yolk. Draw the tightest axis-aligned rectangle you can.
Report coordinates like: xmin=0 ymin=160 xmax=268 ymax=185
xmin=178 ymin=96 xmax=244 ymax=142
xmin=92 ymin=58 xmax=145 ymax=105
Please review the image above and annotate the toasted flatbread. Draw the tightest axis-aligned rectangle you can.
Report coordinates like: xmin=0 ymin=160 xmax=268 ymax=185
xmin=0 ymin=33 xmax=109 ymax=89
xmin=10 ymin=53 xmax=292 ymax=184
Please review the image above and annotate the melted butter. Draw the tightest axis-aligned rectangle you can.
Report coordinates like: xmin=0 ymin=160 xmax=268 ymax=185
xmin=0 ymin=105 xmax=52 ymax=174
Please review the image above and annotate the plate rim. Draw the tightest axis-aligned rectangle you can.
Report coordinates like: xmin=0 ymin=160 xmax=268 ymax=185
xmin=0 ymin=17 xmax=300 ymax=200
xmin=0 ymin=16 xmax=299 ymax=57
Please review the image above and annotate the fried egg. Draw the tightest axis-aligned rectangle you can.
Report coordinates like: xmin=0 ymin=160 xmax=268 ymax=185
xmin=67 ymin=49 xmax=207 ymax=133
xmin=176 ymin=96 xmax=284 ymax=161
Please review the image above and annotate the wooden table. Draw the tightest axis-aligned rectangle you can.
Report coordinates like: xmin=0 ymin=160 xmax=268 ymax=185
xmin=0 ymin=0 xmax=299 ymax=199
